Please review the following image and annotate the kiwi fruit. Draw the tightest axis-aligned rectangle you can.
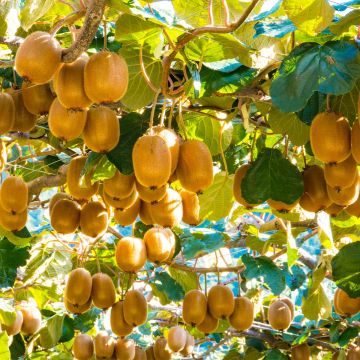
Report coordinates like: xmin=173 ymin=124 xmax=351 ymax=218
xmin=0 ymin=140 xmax=6 ymax=172
xmin=182 ymin=289 xmax=207 ymax=326
xmin=110 ymin=301 xmax=133 ymax=337
xmin=0 ymin=92 xmax=15 ymax=133
xmin=51 ymin=199 xmax=80 ymax=234
xmin=176 ymin=139 xmax=213 ymax=193
xmin=132 ymin=134 xmax=172 ymax=189
xmin=22 ymin=82 xmax=55 ymax=115
xmin=20 ymin=306 xmax=42 ymax=335
xmin=49 ymin=192 xmax=72 ymax=215
xmin=333 ymin=288 xmax=360 ymax=316
xmin=64 ymin=297 xmax=92 ymax=314
xmin=233 ymin=164 xmax=256 ymax=207
xmin=91 ymin=273 xmax=116 ymax=309
xmin=54 ymin=53 xmax=92 ymax=110
xmin=167 ymin=326 xmax=187 ymax=353
xmin=2 ymin=310 xmax=23 ymax=336
xmin=64 ymin=268 xmax=92 ymax=306
xmin=347 ymin=347 xmax=360 ymax=360
xmin=134 ymin=346 xmax=147 ymax=360
xmin=196 ymin=310 xmax=219 ymax=334
xmin=150 ymin=188 xmax=183 ymax=227
xmin=351 ymin=120 xmax=360 ymax=164
xmin=72 ymin=333 xmax=94 ymax=360
xmin=268 ymin=300 xmax=292 ymax=330
xmin=115 ymin=237 xmax=147 ymax=272
xmin=115 ymin=338 xmax=135 ymax=360
xmin=299 ymin=193 xmax=319 ymax=213
xmin=278 ymin=297 xmax=295 ymax=320
xmin=267 ymin=198 xmax=299 ymax=212
xmin=327 ymin=175 xmax=359 ymax=206
xmin=180 ymin=333 xmax=195 ymax=357
xmin=324 ymin=155 xmax=358 ymax=190
xmin=291 ymin=343 xmax=310 ymax=360
xmin=310 ymin=112 xmax=351 ymax=163
xmin=94 ymin=331 xmax=115 ymax=359
xmin=0 ymin=176 xmax=28 ymax=214
xmin=67 ymin=156 xmax=99 ymax=200
xmin=84 ymin=51 xmax=128 ymax=103
xmin=114 ymin=197 xmax=141 ymax=226
xmin=10 ymin=91 xmax=37 ymax=132
xmin=345 ymin=195 xmax=360 ymax=217
xmin=83 ymin=106 xmax=120 ymax=153
xmin=0 ymin=206 xmax=27 ymax=231
xmin=153 ymin=126 xmax=180 ymax=174
xmin=144 ymin=227 xmax=173 ymax=263
xmin=180 ymin=189 xmax=201 ymax=225
xmin=103 ymin=189 xmax=138 ymax=210
xmin=136 ymin=180 xmax=168 ymax=204
xmin=164 ymin=228 xmax=176 ymax=261
xmin=80 ymin=201 xmax=109 ymax=237
xmin=146 ymin=347 xmax=156 ymax=360
xmin=48 ymin=98 xmax=87 ymax=141
xmin=104 ymin=171 xmax=135 ymax=199
xmin=139 ymin=201 xmax=154 ymax=225
xmin=325 ymin=203 xmax=345 ymax=217
xmin=207 ymin=285 xmax=235 ymax=319
xmin=123 ymin=290 xmax=148 ymax=326
xmin=15 ymin=31 xmax=62 ymax=84
xmin=229 ymin=296 xmax=254 ymax=331
xmin=153 ymin=338 xmax=172 ymax=360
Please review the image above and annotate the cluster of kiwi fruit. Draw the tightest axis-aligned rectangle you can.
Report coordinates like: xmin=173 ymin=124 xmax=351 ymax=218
xmin=0 ymin=175 xmax=28 ymax=231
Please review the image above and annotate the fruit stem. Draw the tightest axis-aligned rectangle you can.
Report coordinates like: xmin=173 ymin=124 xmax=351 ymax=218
xmin=177 ymin=100 xmax=188 ymax=139
xmin=159 ymin=101 xmax=167 ymax=127
xmin=103 ymin=19 xmax=107 ymax=50
xmin=149 ymin=89 xmax=161 ymax=131
xmin=167 ymin=99 xmax=175 ymax=129
xmin=326 ymin=94 xmax=331 ymax=112
xmin=204 ymin=273 xmax=207 ymax=296
xmin=250 ymin=128 xmax=258 ymax=163
xmin=219 ymin=123 xmax=229 ymax=175
xmin=237 ymin=272 xmax=241 ymax=297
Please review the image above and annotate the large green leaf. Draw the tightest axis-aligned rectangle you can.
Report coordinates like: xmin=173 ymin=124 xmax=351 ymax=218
xmin=241 ymin=148 xmax=304 ymax=204
xmin=283 ymin=0 xmax=334 ymax=35
xmin=149 ymin=272 xmax=184 ymax=305
xmin=20 ymin=0 xmax=54 ymax=31
xmin=39 ymin=314 xmax=65 ymax=349
xmin=270 ymin=41 xmax=360 ymax=112
xmin=302 ymin=285 xmax=331 ymax=320
xmin=73 ymin=308 xmax=102 ymax=333
xmin=0 ymin=301 xmax=16 ymax=327
xmin=0 ymin=332 xmax=10 ymax=360
xmin=330 ymin=9 xmax=360 ymax=35
xmin=168 ymin=267 xmax=198 ymax=293
xmin=0 ymin=0 xmax=16 ymax=36
xmin=331 ymin=241 xmax=360 ymax=298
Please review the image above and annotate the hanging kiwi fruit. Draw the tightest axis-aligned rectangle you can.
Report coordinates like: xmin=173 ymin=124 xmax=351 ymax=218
xmin=233 ymin=164 xmax=256 ymax=208
xmin=79 ymin=201 xmax=109 ymax=237
xmin=268 ymin=299 xmax=292 ymax=330
xmin=180 ymin=189 xmax=201 ymax=225
xmin=50 ymin=198 xmax=81 ymax=234
xmin=110 ymin=301 xmax=134 ymax=337
xmin=115 ymin=236 xmax=147 ymax=272
xmin=10 ymin=91 xmax=37 ymax=132
xmin=103 ymin=171 xmax=135 ymax=199
xmin=0 ymin=92 xmax=15 ymax=134
xmin=114 ymin=197 xmax=141 ymax=226
xmin=21 ymin=82 xmax=55 ymax=115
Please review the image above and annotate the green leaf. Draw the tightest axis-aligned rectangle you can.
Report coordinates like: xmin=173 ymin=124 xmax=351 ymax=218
xmin=330 ymin=9 xmax=360 ymax=35
xmin=73 ymin=308 xmax=102 ymax=333
xmin=0 ymin=0 xmax=16 ymax=37
xmin=270 ymin=41 xmax=360 ymax=112
xmin=199 ymin=172 xmax=234 ymax=221
xmin=149 ymin=272 xmax=184 ymax=305
xmin=82 ymin=153 xmax=116 ymax=184
xmin=39 ymin=314 xmax=65 ymax=349
xmin=302 ymin=285 xmax=331 ymax=320
xmin=296 ymin=91 xmax=326 ymax=125
xmin=338 ymin=327 xmax=358 ymax=347
xmin=0 ymin=226 xmax=32 ymax=246
xmin=0 ymin=301 xmax=16 ymax=326
xmin=0 ymin=332 xmax=10 ymax=360
xmin=284 ymin=265 xmax=306 ymax=291
xmin=242 ymin=254 xmax=286 ymax=295
xmin=333 ymin=80 xmax=360 ymax=124
xmin=168 ymin=267 xmax=198 ymax=293
xmin=268 ymin=106 xmax=310 ymax=146
xmin=241 ymin=148 xmax=304 ymax=205
xmin=9 ymin=334 xmax=25 ymax=360
xmin=283 ymin=0 xmax=334 ymax=35
xmin=264 ymin=349 xmax=288 ymax=360
xmin=331 ymin=241 xmax=360 ymax=298
xmin=20 ymin=0 xmax=55 ymax=31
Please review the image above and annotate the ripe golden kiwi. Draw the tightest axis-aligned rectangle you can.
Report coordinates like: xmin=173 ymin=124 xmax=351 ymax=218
xmin=51 ymin=199 xmax=80 ymax=234
xmin=300 ymin=165 xmax=331 ymax=212
xmin=67 ymin=156 xmax=99 ymax=200
xmin=153 ymin=338 xmax=172 ymax=360
xmin=91 ymin=273 xmax=116 ymax=309
xmin=345 ymin=195 xmax=360 ymax=217
xmin=233 ymin=164 xmax=255 ymax=208
xmin=180 ymin=333 xmax=195 ymax=357
xmin=310 ymin=112 xmax=351 ymax=163
xmin=136 ymin=180 xmax=168 ymax=204
xmin=114 ymin=197 xmax=141 ymax=226
xmin=196 ymin=311 xmax=219 ymax=334
xmin=22 ymin=82 xmax=55 ymax=115
xmin=110 ymin=301 xmax=133 ymax=337
xmin=83 ymin=106 xmax=120 ymax=153
xmin=167 ymin=326 xmax=187 ymax=353
xmin=54 ymin=54 xmax=92 ymax=110
xmin=0 ymin=206 xmax=27 ymax=231
xmin=115 ymin=338 xmax=135 ymax=360
xmin=325 ymin=203 xmax=345 ymax=217
xmin=49 ymin=192 xmax=72 ymax=215
xmin=268 ymin=300 xmax=292 ymax=330
xmin=0 ymin=92 xmax=15 ymax=133
xmin=333 ymin=288 xmax=360 ymax=316
xmin=207 ymin=285 xmax=235 ymax=319
xmin=20 ymin=306 xmax=42 ymax=335
xmin=144 ymin=227 xmax=173 ymax=263
xmin=150 ymin=188 xmax=183 ymax=227
xmin=176 ymin=139 xmax=213 ymax=193
xmin=164 ymin=228 xmax=176 ymax=261
xmin=291 ymin=343 xmax=310 ymax=360
xmin=139 ymin=201 xmax=154 ymax=225
xmin=146 ymin=347 xmax=156 ymax=360
xmin=64 ymin=268 xmax=92 ymax=306
xmin=15 ymin=31 xmax=62 ymax=84
xmin=324 ymin=155 xmax=358 ymax=190
xmin=352 ymin=120 xmax=360 ymax=163
xmin=278 ymin=297 xmax=295 ymax=320
xmin=84 ymin=51 xmax=128 ymax=103
xmin=10 ymin=91 xmax=37 ymax=132
xmin=123 ymin=290 xmax=147 ymax=326
xmin=134 ymin=346 xmax=147 ymax=360
xmin=94 ymin=331 xmax=115 ymax=359
xmin=327 ymin=175 xmax=359 ymax=206
xmin=103 ymin=189 xmax=138 ymax=210
xmin=104 ymin=171 xmax=135 ymax=199
xmin=180 ymin=190 xmax=201 ymax=226
xmin=0 ymin=176 xmax=28 ymax=214
xmin=267 ymin=198 xmax=299 ymax=212
xmin=0 ymin=140 xmax=6 ymax=172
xmin=3 ymin=310 xmax=23 ymax=336
xmin=80 ymin=201 xmax=109 ymax=237
xmin=48 ymin=98 xmax=87 ymax=141
xmin=229 ymin=296 xmax=254 ymax=331
xmin=132 ymin=134 xmax=172 ymax=189
xmin=115 ymin=236 xmax=147 ymax=272
xmin=153 ymin=126 xmax=180 ymax=174
xmin=182 ymin=289 xmax=207 ymax=326
xmin=72 ymin=333 xmax=94 ymax=360
xmin=64 ymin=297 xmax=92 ymax=314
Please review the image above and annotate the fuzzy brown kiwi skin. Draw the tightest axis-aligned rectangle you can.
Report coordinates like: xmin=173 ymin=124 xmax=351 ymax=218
xmin=123 ymin=290 xmax=148 ymax=326
xmin=182 ymin=289 xmax=207 ymax=326
xmin=79 ymin=201 xmax=109 ymax=238
xmin=268 ymin=300 xmax=292 ymax=330
xmin=22 ymin=82 xmax=55 ymax=115
xmin=72 ymin=333 xmax=94 ymax=360
xmin=115 ymin=237 xmax=147 ymax=273
xmin=207 ymin=285 xmax=235 ymax=320
xmin=110 ymin=301 xmax=133 ymax=337
xmin=91 ymin=273 xmax=116 ymax=310
xmin=20 ymin=306 xmax=42 ymax=335
xmin=0 ymin=93 xmax=15 ymax=134
xmin=233 ymin=164 xmax=256 ymax=208
xmin=64 ymin=268 xmax=92 ymax=307
xmin=50 ymin=199 xmax=81 ymax=234
xmin=10 ymin=91 xmax=37 ymax=132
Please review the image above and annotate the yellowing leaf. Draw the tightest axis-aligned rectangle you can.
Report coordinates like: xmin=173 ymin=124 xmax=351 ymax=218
xmin=302 ymin=284 xmax=331 ymax=320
